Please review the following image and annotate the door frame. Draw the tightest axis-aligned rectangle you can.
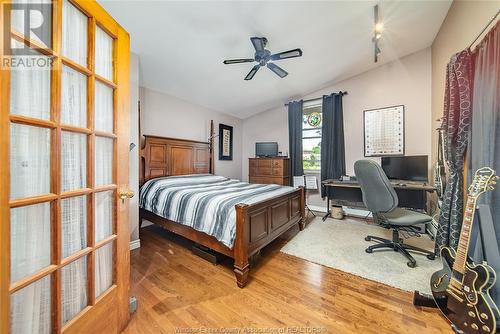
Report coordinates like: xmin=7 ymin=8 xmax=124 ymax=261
xmin=0 ymin=0 xmax=130 ymax=332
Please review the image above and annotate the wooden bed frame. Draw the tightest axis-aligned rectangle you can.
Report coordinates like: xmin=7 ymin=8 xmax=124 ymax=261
xmin=139 ymin=124 xmax=305 ymax=288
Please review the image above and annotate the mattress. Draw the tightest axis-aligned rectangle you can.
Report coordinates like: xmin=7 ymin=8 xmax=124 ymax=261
xmin=139 ymin=174 xmax=295 ymax=248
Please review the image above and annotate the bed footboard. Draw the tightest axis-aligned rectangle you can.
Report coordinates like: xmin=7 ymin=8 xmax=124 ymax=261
xmin=233 ymin=187 xmax=305 ymax=288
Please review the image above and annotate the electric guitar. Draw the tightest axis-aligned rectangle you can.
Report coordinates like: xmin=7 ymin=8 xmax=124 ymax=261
xmin=431 ymin=167 xmax=500 ymax=333
xmin=434 ymin=125 xmax=446 ymax=199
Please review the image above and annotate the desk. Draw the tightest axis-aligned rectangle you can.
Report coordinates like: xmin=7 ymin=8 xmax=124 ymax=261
xmin=321 ymin=179 xmax=436 ymax=221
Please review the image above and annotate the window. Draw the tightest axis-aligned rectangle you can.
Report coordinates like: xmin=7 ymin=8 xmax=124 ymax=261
xmin=302 ymin=103 xmax=322 ymax=171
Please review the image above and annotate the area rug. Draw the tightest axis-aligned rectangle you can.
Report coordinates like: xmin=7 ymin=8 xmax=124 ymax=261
xmin=281 ymin=217 xmax=441 ymax=294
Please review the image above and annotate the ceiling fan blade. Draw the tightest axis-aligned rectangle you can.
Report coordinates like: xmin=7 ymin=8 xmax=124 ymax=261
xmin=223 ymin=58 xmax=255 ymax=65
xmin=245 ymin=65 xmax=260 ymax=80
xmin=270 ymin=48 xmax=303 ymax=61
xmin=250 ymin=37 xmax=266 ymax=52
xmin=267 ymin=63 xmax=288 ymax=78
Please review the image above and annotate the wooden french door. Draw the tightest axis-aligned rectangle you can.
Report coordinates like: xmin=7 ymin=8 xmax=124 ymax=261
xmin=0 ymin=1 xmax=130 ymax=333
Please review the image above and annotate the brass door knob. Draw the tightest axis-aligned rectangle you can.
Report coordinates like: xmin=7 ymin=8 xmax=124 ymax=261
xmin=118 ymin=189 xmax=134 ymax=202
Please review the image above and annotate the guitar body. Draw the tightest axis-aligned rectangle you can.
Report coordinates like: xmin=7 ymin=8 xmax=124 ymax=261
xmin=431 ymin=247 xmax=500 ymax=333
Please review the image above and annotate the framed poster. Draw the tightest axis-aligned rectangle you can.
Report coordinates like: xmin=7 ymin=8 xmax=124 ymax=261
xmin=219 ymin=123 xmax=233 ymax=160
xmin=363 ymin=105 xmax=405 ymax=157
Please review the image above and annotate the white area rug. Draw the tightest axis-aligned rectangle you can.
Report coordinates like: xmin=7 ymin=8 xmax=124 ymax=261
xmin=281 ymin=217 xmax=441 ymax=294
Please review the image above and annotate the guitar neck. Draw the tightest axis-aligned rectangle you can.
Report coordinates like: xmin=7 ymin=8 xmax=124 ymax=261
xmin=452 ymin=196 xmax=477 ymax=274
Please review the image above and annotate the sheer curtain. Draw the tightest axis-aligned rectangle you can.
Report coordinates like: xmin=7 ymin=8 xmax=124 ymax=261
xmin=94 ymin=191 xmax=113 ymax=298
xmin=10 ymin=275 xmax=51 ymax=334
xmin=62 ymin=0 xmax=87 ymax=66
xmin=95 ymin=243 xmax=113 ymax=298
xmin=61 ymin=66 xmax=87 ymax=127
xmin=61 ymin=131 xmax=87 ymax=192
xmin=95 ymin=81 xmax=114 ymax=132
xmin=95 ymin=26 xmax=113 ymax=80
xmin=61 ymin=257 xmax=87 ymax=325
xmin=9 ymin=53 xmax=52 ymax=333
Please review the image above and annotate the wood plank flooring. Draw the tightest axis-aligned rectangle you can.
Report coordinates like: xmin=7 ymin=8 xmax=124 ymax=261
xmin=123 ymin=220 xmax=453 ymax=334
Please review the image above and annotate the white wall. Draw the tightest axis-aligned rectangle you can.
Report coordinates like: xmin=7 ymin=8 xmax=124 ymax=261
xmin=129 ymin=53 xmax=140 ymax=244
xmin=140 ymin=87 xmax=243 ymax=180
xmin=241 ymin=48 xmax=432 ymax=207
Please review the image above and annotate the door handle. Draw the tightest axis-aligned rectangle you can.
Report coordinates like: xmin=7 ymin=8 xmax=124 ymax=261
xmin=118 ymin=189 xmax=134 ymax=203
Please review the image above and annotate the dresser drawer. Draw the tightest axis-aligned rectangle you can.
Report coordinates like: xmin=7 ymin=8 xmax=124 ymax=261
xmin=271 ymin=159 xmax=283 ymax=168
xmin=272 ymin=166 xmax=284 ymax=176
xmin=257 ymin=159 xmax=273 ymax=168
xmin=258 ymin=167 xmax=273 ymax=176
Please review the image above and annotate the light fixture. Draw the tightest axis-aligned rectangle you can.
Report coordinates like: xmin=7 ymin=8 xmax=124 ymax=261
xmin=373 ymin=4 xmax=383 ymax=63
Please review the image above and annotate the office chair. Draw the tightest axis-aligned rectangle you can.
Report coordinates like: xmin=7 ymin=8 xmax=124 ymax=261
xmin=353 ymin=160 xmax=435 ymax=268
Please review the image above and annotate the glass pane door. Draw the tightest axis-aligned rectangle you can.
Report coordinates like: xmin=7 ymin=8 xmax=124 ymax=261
xmin=4 ymin=0 xmax=123 ymax=332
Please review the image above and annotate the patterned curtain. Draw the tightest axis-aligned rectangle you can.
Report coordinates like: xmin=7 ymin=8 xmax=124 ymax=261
xmin=435 ymin=50 xmax=474 ymax=253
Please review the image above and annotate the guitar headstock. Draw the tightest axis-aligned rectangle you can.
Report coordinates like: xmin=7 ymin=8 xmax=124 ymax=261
xmin=468 ymin=167 xmax=498 ymax=199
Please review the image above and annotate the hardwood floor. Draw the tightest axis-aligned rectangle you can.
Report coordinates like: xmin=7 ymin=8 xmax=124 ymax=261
xmin=123 ymin=219 xmax=453 ymax=334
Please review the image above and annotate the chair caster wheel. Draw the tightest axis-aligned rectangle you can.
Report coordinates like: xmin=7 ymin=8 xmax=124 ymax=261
xmin=407 ymin=261 xmax=416 ymax=268
xmin=427 ymin=254 xmax=436 ymax=260
xmin=365 ymin=237 xmax=371 ymax=241
xmin=365 ymin=248 xmax=373 ymax=253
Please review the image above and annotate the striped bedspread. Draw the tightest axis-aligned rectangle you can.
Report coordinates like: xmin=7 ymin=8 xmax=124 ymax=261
xmin=139 ymin=174 xmax=295 ymax=248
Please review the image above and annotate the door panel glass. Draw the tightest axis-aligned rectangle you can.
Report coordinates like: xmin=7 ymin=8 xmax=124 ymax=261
xmin=94 ymin=191 xmax=113 ymax=242
xmin=61 ymin=66 xmax=87 ymax=127
xmin=10 ymin=53 xmax=51 ymax=120
xmin=95 ymin=137 xmax=113 ymax=186
xmin=61 ymin=256 xmax=88 ymax=325
xmin=61 ymin=131 xmax=87 ymax=192
xmin=61 ymin=196 xmax=87 ymax=258
xmin=62 ymin=0 xmax=88 ymax=66
xmin=94 ymin=81 xmax=113 ymax=132
xmin=10 ymin=202 xmax=51 ymax=282
xmin=95 ymin=26 xmax=113 ymax=80
xmin=95 ymin=242 xmax=113 ymax=298
xmin=10 ymin=124 xmax=51 ymax=199
xmin=10 ymin=275 xmax=51 ymax=334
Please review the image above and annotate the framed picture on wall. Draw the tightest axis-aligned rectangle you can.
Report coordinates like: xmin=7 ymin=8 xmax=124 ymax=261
xmin=363 ymin=105 xmax=405 ymax=157
xmin=219 ymin=123 xmax=233 ymax=161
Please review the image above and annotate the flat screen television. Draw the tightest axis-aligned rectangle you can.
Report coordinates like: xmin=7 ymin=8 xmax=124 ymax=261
xmin=256 ymin=142 xmax=278 ymax=157
xmin=381 ymin=155 xmax=428 ymax=182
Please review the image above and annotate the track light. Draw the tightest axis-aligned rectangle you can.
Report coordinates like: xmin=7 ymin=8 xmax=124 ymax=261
xmin=373 ymin=4 xmax=382 ymax=63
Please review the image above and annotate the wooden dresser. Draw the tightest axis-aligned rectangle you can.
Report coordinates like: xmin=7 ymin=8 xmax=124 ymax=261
xmin=249 ymin=157 xmax=290 ymax=186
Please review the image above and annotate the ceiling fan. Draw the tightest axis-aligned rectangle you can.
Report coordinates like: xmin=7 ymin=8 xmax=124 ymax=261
xmin=223 ymin=37 xmax=303 ymax=80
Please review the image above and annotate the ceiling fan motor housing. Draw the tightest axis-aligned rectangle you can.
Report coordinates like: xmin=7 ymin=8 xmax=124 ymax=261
xmin=256 ymin=49 xmax=271 ymax=66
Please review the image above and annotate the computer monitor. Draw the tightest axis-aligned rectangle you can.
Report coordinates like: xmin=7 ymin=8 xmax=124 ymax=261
xmin=381 ymin=155 xmax=428 ymax=182
xmin=255 ymin=142 xmax=278 ymax=157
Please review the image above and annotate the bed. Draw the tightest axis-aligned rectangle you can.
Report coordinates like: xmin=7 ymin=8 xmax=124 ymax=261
xmin=139 ymin=132 xmax=305 ymax=288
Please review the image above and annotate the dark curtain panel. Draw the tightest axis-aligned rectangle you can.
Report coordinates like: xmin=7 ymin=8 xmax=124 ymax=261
xmin=435 ymin=50 xmax=473 ymax=253
xmin=288 ymin=100 xmax=304 ymax=182
xmin=468 ymin=21 xmax=500 ymax=303
xmin=320 ymin=93 xmax=345 ymax=198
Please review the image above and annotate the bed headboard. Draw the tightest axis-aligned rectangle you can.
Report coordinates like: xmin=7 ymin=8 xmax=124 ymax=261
xmin=140 ymin=122 xmax=215 ymax=185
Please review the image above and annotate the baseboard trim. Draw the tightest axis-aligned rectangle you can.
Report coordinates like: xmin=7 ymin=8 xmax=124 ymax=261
xmin=130 ymin=239 xmax=141 ymax=251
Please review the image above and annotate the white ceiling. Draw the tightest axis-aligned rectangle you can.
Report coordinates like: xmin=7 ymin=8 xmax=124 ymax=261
xmin=99 ymin=0 xmax=451 ymax=119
